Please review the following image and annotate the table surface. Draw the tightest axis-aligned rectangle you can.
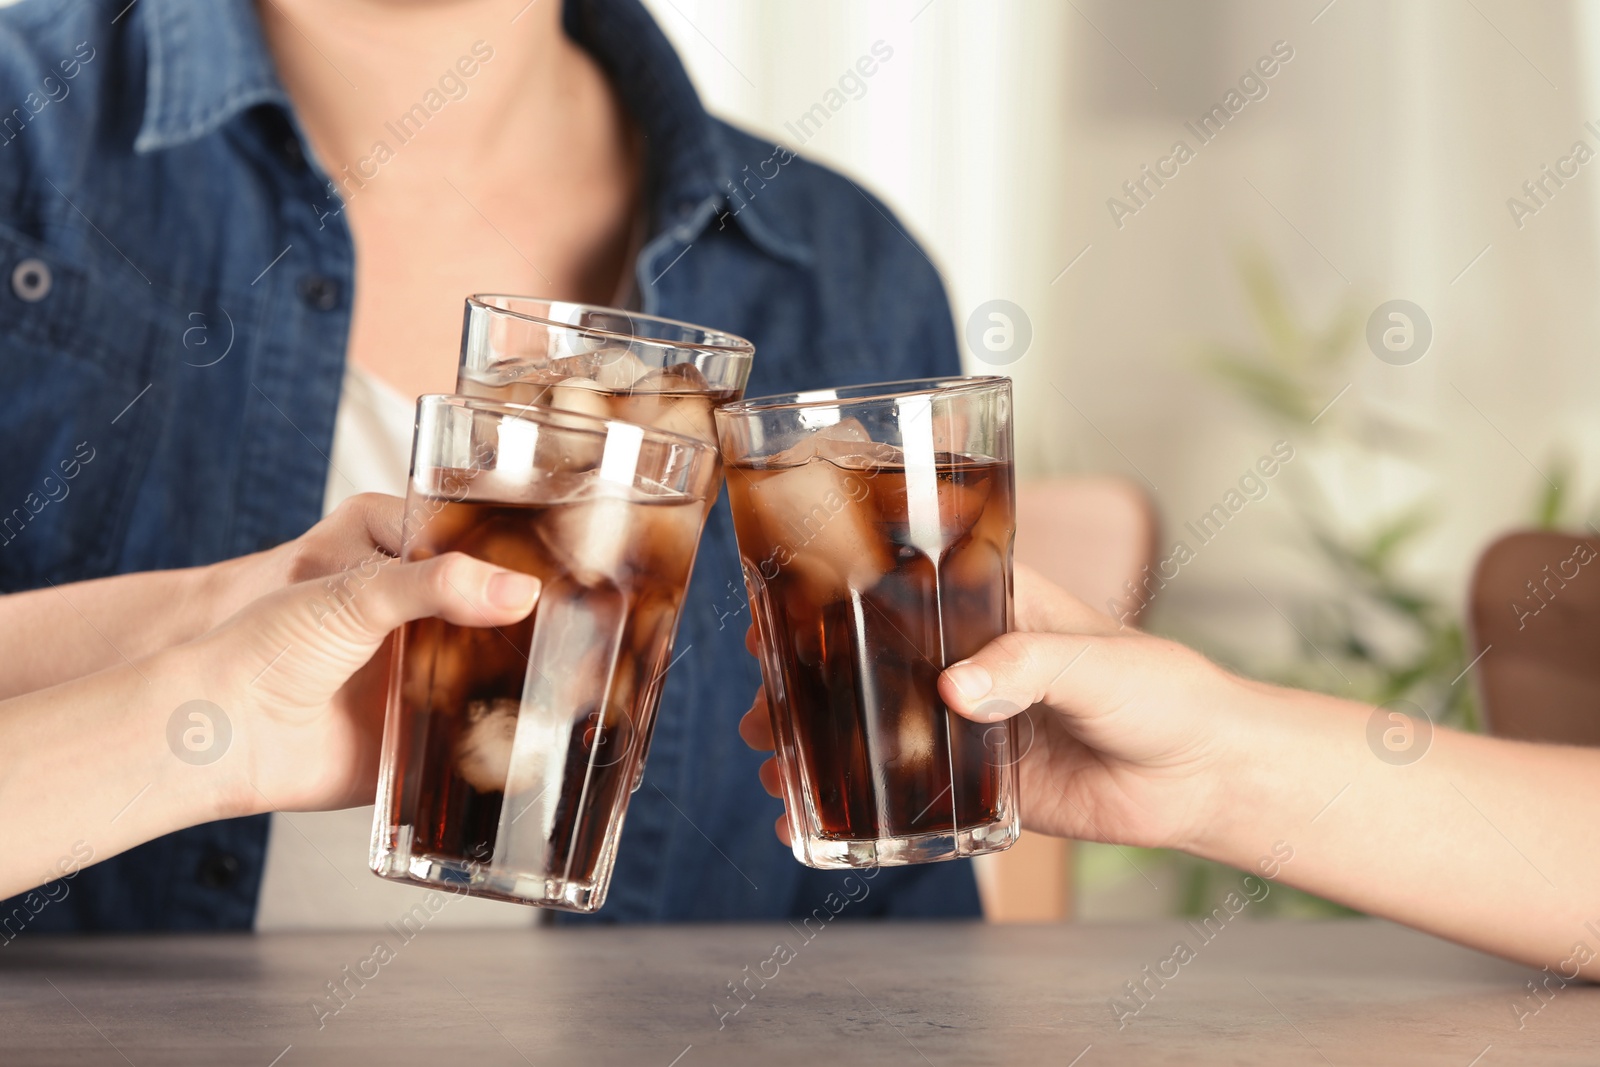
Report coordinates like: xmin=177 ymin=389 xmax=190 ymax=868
xmin=1 ymin=919 xmax=1594 ymax=1066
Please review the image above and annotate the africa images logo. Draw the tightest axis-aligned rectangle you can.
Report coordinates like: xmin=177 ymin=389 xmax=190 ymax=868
xmin=167 ymin=700 xmax=232 ymax=766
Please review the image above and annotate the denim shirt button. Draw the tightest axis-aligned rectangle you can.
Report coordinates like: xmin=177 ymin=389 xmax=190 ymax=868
xmin=195 ymin=851 xmax=241 ymax=890
xmin=10 ymin=258 xmax=52 ymax=303
xmin=281 ymin=136 xmax=306 ymax=170
xmin=297 ymin=274 xmax=341 ymax=311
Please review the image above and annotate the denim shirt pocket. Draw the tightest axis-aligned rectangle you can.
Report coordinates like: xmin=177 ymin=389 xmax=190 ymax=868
xmin=0 ymin=222 xmax=164 ymax=588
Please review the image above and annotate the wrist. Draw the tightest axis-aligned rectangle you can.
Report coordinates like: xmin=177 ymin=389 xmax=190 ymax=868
xmin=196 ymin=547 xmax=284 ymax=631
xmin=1177 ymin=668 xmax=1312 ymax=860
xmin=1184 ymin=671 xmax=1366 ymax=866
xmin=143 ymin=638 xmax=267 ymax=824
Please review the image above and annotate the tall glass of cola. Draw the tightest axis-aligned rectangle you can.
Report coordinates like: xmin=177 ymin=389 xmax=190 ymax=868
xmin=715 ymin=376 xmax=1020 ymax=868
xmin=371 ymin=396 xmax=718 ymax=911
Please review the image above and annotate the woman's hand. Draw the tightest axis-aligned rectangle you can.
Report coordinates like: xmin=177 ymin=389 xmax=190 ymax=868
xmin=0 ymin=537 xmax=540 ymax=900
xmin=932 ymin=566 xmax=1266 ymax=853
xmin=741 ymin=564 xmax=1600 ymax=977
xmin=196 ymin=550 xmax=540 ymax=816
xmin=739 ymin=564 xmax=1265 ymax=855
xmin=202 ymin=493 xmax=407 ymax=626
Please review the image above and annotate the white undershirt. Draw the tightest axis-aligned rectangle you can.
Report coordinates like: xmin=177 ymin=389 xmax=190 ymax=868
xmin=254 ymin=365 xmax=534 ymax=930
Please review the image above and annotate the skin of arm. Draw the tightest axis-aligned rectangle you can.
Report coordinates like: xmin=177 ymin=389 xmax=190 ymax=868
xmin=741 ymin=564 xmax=1600 ymax=978
xmin=0 ymin=494 xmax=402 ymax=701
xmin=0 ymin=548 xmax=539 ymax=901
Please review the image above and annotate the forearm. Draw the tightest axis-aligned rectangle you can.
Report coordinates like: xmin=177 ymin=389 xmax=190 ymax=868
xmin=0 ymin=645 xmax=248 ymax=899
xmin=1200 ymin=682 xmax=1600 ymax=977
xmin=0 ymin=496 xmax=400 ymax=701
xmin=0 ymin=557 xmax=257 ymax=700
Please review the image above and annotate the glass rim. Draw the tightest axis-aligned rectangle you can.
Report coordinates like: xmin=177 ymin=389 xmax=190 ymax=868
xmin=465 ymin=294 xmax=756 ymax=360
xmin=420 ymin=393 xmax=720 ymax=456
xmin=716 ymin=375 xmax=1010 ymax=417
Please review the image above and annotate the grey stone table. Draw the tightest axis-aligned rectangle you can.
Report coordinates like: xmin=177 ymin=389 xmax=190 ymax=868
xmin=1 ymin=920 xmax=1594 ymax=1066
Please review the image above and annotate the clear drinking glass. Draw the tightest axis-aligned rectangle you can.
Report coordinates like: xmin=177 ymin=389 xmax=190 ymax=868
xmin=714 ymin=376 xmax=1020 ymax=868
xmin=457 ymin=296 xmax=752 ymax=784
xmin=456 ymin=295 xmax=754 ymax=447
xmin=371 ymin=395 xmax=718 ymax=911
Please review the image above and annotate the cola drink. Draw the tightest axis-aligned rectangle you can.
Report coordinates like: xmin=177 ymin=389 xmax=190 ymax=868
xmin=718 ymin=379 xmax=1020 ymax=868
xmin=373 ymin=397 xmax=715 ymax=911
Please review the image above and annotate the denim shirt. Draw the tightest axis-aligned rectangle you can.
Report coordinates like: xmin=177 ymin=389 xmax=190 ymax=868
xmin=0 ymin=0 xmax=978 ymax=930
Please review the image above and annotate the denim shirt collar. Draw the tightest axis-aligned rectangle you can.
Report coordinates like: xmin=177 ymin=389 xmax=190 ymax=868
xmin=133 ymin=0 xmax=810 ymax=264
xmin=133 ymin=0 xmax=289 ymax=155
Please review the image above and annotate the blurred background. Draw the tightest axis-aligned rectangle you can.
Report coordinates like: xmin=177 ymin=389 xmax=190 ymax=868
xmin=644 ymin=0 xmax=1600 ymax=919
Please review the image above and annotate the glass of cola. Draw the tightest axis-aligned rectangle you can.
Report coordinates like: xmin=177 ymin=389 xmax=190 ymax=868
xmin=715 ymin=376 xmax=1021 ymax=868
xmin=371 ymin=395 xmax=719 ymax=911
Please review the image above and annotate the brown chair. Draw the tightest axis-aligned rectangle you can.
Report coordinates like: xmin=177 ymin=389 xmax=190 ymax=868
xmin=1467 ymin=531 xmax=1600 ymax=746
xmin=977 ymin=476 xmax=1160 ymax=923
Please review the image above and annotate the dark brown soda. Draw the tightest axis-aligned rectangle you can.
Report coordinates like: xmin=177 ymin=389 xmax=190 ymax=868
xmin=727 ymin=453 xmax=1016 ymax=842
xmin=388 ymin=475 xmax=698 ymax=890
